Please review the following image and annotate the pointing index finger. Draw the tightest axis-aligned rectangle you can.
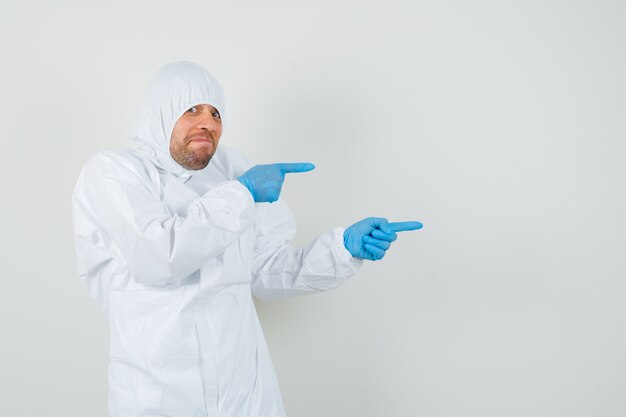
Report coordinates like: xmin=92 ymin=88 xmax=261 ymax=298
xmin=388 ymin=221 xmax=423 ymax=232
xmin=277 ymin=162 xmax=316 ymax=173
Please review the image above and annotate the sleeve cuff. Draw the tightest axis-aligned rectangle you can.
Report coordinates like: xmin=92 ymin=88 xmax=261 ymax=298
xmin=229 ymin=179 xmax=255 ymax=207
xmin=331 ymin=227 xmax=364 ymax=268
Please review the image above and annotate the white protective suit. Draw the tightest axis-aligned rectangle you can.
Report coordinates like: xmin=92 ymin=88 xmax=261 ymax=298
xmin=72 ymin=61 xmax=362 ymax=417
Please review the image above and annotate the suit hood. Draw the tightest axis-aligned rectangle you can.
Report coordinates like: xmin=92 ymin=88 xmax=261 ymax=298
xmin=132 ymin=61 xmax=226 ymax=179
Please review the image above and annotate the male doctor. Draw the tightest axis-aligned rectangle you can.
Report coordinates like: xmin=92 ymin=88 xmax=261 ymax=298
xmin=72 ymin=61 xmax=422 ymax=417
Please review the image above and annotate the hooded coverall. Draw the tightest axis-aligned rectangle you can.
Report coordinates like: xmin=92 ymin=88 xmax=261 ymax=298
xmin=72 ymin=61 xmax=362 ymax=417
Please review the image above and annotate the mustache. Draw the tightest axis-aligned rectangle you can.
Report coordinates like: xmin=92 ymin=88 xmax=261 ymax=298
xmin=186 ymin=134 xmax=214 ymax=142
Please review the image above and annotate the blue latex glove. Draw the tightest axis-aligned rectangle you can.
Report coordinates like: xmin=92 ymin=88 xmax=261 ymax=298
xmin=237 ymin=162 xmax=315 ymax=203
xmin=343 ymin=217 xmax=423 ymax=261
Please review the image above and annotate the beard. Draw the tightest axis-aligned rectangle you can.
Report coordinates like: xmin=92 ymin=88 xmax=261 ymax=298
xmin=170 ymin=140 xmax=216 ymax=170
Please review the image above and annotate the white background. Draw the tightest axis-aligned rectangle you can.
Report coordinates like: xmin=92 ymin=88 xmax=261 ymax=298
xmin=1 ymin=1 xmax=625 ymax=416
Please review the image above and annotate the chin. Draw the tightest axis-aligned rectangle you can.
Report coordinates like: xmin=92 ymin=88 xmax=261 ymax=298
xmin=190 ymin=155 xmax=214 ymax=170
xmin=171 ymin=146 xmax=216 ymax=170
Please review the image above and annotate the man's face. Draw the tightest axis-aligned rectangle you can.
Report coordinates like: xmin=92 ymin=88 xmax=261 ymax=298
xmin=170 ymin=104 xmax=222 ymax=170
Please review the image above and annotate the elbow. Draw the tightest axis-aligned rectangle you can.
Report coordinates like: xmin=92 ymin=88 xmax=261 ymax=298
xmin=129 ymin=256 xmax=190 ymax=287
xmin=251 ymin=290 xmax=286 ymax=304
xmin=128 ymin=234 xmax=188 ymax=287
xmin=131 ymin=266 xmax=178 ymax=287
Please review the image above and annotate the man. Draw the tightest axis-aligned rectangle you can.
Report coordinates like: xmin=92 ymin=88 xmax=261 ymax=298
xmin=72 ymin=61 xmax=422 ymax=417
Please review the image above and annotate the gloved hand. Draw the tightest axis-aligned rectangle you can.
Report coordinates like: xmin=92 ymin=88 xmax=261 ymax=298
xmin=343 ymin=217 xmax=423 ymax=261
xmin=237 ymin=162 xmax=315 ymax=203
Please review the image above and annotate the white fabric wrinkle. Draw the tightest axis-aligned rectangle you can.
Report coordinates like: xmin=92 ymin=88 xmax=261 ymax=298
xmin=72 ymin=61 xmax=362 ymax=417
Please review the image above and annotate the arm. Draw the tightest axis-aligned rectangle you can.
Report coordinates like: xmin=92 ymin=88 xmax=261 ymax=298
xmin=249 ymin=212 xmax=424 ymax=301
xmin=73 ymin=152 xmax=255 ymax=287
xmin=250 ymin=201 xmax=362 ymax=303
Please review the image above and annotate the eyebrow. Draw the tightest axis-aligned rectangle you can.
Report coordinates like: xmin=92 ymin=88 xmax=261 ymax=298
xmin=193 ymin=104 xmax=218 ymax=112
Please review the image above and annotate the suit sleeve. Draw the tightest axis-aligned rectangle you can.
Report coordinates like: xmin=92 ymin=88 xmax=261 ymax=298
xmin=250 ymin=200 xmax=362 ymax=303
xmin=72 ymin=152 xmax=255 ymax=287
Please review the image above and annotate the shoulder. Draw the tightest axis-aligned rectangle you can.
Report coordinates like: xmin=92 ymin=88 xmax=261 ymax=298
xmin=76 ymin=149 xmax=158 ymax=192
xmin=81 ymin=149 xmax=146 ymax=173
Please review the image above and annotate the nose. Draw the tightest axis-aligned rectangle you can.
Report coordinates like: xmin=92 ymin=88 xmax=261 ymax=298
xmin=197 ymin=111 xmax=220 ymax=131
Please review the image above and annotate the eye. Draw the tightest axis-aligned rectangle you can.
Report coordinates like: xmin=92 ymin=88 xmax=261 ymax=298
xmin=213 ymin=111 xmax=221 ymax=119
xmin=186 ymin=106 xmax=198 ymax=113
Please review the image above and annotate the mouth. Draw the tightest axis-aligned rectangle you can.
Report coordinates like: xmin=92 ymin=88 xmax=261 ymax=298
xmin=188 ymin=137 xmax=214 ymax=148
xmin=189 ymin=136 xmax=212 ymax=142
